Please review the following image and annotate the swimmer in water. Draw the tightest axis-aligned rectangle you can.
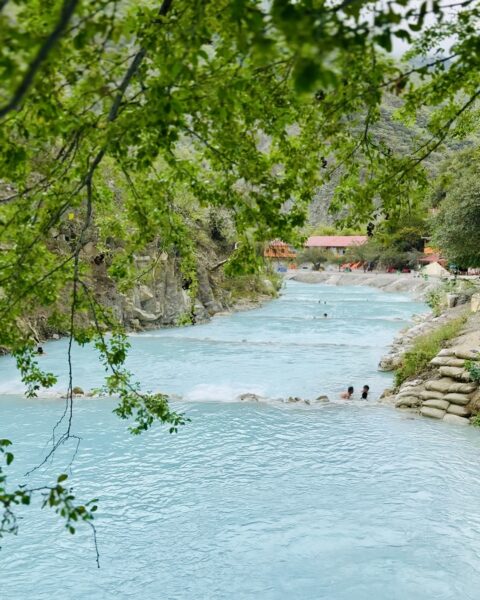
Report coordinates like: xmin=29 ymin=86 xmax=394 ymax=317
xmin=340 ymin=386 xmax=354 ymax=399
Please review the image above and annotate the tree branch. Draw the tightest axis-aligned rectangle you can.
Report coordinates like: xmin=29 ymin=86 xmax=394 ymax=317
xmin=0 ymin=0 xmax=80 ymax=119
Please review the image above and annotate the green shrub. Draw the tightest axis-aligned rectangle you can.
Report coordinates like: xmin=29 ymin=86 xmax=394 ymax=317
xmin=465 ymin=360 xmax=480 ymax=383
xmin=471 ymin=414 xmax=480 ymax=427
xmin=425 ymin=289 xmax=443 ymax=316
xmin=395 ymin=315 xmax=468 ymax=386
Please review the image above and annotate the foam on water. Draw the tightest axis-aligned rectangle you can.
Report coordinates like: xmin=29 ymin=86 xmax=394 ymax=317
xmin=2 ymin=281 xmax=480 ymax=599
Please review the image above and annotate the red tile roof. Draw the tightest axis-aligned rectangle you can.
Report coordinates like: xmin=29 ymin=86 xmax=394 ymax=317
xmin=306 ymin=235 xmax=367 ymax=248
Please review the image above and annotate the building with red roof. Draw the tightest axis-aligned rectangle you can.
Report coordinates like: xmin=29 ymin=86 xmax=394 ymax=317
xmin=305 ymin=235 xmax=367 ymax=256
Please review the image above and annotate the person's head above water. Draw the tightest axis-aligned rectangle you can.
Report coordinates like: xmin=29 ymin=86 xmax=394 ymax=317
xmin=340 ymin=386 xmax=354 ymax=399
xmin=37 ymin=346 xmax=44 ymax=355
xmin=323 ymin=313 xmax=328 ymax=318
xmin=363 ymin=385 xmax=369 ymax=392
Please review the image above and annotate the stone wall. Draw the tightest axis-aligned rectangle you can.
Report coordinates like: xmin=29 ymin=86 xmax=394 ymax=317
xmin=393 ymin=347 xmax=480 ymax=425
xmin=385 ymin=310 xmax=480 ymax=426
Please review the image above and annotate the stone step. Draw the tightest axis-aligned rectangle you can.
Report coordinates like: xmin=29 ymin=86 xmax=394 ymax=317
xmin=420 ymin=406 xmax=446 ymax=419
xmin=443 ymin=414 xmax=470 ymax=426
xmin=396 ymin=396 xmax=421 ymax=409
xmin=449 ymin=382 xmax=477 ymax=394
xmin=430 ymin=357 xmax=465 ymax=368
xmin=438 ymin=349 xmax=456 ymax=357
xmin=444 ymin=392 xmax=471 ymax=406
xmin=447 ymin=404 xmax=471 ymax=418
xmin=455 ymin=349 xmax=480 ymax=361
xmin=396 ymin=388 xmax=423 ymax=399
xmin=423 ymin=399 xmax=450 ymax=410
xmin=425 ymin=378 xmax=454 ymax=393
xmin=419 ymin=390 xmax=444 ymax=401
xmin=438 ymin=366 xmax=471 ymax=382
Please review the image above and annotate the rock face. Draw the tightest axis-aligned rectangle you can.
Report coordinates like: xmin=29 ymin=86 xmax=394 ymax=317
xmin=90 ymin=244 xmax=277 ymax=331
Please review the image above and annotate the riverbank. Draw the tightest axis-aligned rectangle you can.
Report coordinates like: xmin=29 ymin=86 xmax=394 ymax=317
xmin=288 ymin=270 xmax=442 ymax=297
xmin=380 ymin=301 xmax=480 ymax=425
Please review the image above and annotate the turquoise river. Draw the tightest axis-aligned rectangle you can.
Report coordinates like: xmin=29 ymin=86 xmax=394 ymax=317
xmin=1 ymin=281 xmax=480 ymax=599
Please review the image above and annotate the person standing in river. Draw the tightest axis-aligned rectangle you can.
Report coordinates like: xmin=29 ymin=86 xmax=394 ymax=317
xmin=361 ymin=385 xmax=370 ymax=400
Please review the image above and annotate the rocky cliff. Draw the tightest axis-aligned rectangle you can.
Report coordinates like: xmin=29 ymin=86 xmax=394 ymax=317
xmin=20 ymin=220 xmax=278 ymax=344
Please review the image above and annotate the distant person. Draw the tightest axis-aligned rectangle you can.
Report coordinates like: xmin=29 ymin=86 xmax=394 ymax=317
xmin=323 ymin=313 xmax=328 ymax=318
xmin=340 ymin=386 xmax=354 ymax=399
xmin=37 ymin=346 xmax=44 ymax=355
xmin=361 ymin=385 xmax=370 ymax=400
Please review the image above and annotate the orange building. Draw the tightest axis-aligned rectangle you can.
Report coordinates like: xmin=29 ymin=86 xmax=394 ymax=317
xmin=264 ymin=240 xmax=297 ymax=271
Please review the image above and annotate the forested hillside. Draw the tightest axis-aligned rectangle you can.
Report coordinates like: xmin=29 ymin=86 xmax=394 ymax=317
xmin=308 ymin=93 xmax=478 ymax=226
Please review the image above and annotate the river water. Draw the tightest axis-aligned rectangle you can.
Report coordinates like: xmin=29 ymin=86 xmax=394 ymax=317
xmin=1 ymin=281 xmax=480 ymax=599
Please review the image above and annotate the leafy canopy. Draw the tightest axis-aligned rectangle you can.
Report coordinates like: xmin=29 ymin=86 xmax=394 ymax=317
xmin=432 ymin=162 xmax=480 ymax=268
xmin=1 ymin=0 xmax=480 ymax=548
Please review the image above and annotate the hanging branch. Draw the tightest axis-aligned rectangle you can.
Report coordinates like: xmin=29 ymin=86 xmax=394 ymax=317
xmin=0 ymin=0 xmax=80 ymax=119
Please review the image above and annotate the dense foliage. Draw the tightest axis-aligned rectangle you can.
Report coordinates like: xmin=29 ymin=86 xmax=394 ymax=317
xmin=432 ymin=153 xmax=480 ymax=268
xmin=1 ymin=0 xmax=480 ymax=551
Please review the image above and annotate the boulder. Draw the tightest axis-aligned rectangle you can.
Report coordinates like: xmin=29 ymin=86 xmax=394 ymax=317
xmin=443 ymin=414 xmax=470 ymax=426
xmin=419 ymin=390 xmax=444 ymax=401
xmin=129 ymin=318 xmax=142 ymax=330
xmin=430 ymin=357 xmax=465 ymax=368
xmin=396 ymin=396 xmax=421 ymax=408
xmin=447 ymin=293 xmax=460 ymax=308
xmin=467 ymin=390 xmax=480 ymax=413
xmin=471 ymin=293 xmax=480 ymax=313
xmin=315 ymin=395 xmax=330 ymax=402
xmin=444 ymin=393 xmax=471 ymax=406
xmin=378 ymin=355 xmax=400 ymax=371
xmin=261 ymin=278 xmax=276 ymax=294
xmin=438 ymin=348 xmax=456 ymax=357
xmin=131 ymin=306 xmax=159 ymax=322
xmin=72 ymin=386 xmax=84 ymax=395
xmin=438 ymin=366 xmax=471 ymax=382
xmin=449 ymin=382 xmax=477 ymax=394
xmin=454 ymin=349 xmax=480 ymax=361
xmin=422 ymin=399 xmax=450 ymax=411
xmin=238 ymin=393 xmax=262 ymax=402
xmin=396 ymin=388 xmax=422 ymax=399
xmin=421 ymin=406 xmax=446 ymax=419
xmin=404 ymin=379 xmax=424 ymax=387
xmin=137 ymin=284 xmax=155 ymax=302
xmin=447 ymin=404 xmax=471 ymax=417
xmin=425 ymin=378 xmax=454 ymax=393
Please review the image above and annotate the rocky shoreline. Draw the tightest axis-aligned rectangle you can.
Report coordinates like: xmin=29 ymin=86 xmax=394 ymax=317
xmin=379 ymin=303 xmax=480 ymax=426
xmin=378 ymin=305 xmax=467 ymax=372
